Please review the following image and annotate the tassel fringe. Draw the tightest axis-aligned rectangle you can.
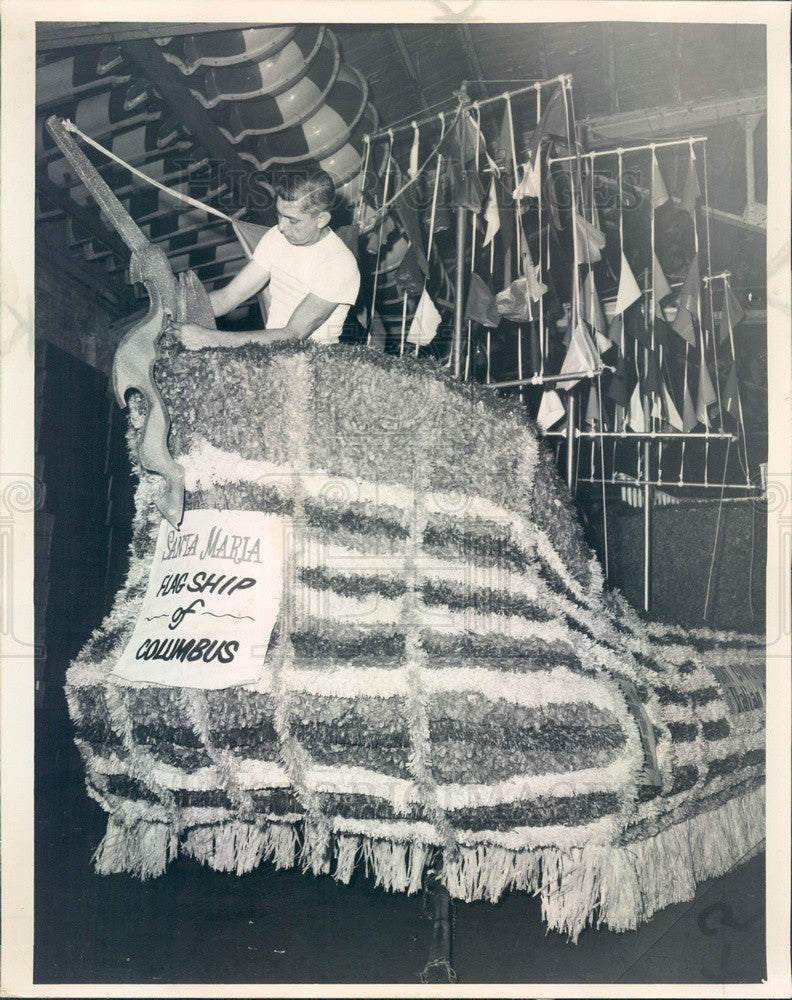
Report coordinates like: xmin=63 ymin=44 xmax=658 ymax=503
xmin=92 ymin=785 xmax=762 ymax=940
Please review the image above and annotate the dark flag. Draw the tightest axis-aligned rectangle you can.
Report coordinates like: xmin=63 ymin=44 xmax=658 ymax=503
xmin=465 ymin=272 xmax=501 ymax=328
xmin=680 ymin=149 xmax=701 ymax=217
xmin=394 ymin=243 xmax=427 ymax=298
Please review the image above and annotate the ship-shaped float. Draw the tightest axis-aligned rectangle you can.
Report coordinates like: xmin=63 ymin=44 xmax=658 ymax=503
xmin=65 ymin=333 xmax=765 ymax=942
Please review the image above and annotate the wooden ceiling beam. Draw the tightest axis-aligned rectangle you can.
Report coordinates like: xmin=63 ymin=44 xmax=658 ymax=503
xmin=389 ymin=27 xmax=430 ymax=112
xmin=456 ymin=25 xmax=490 ymax=99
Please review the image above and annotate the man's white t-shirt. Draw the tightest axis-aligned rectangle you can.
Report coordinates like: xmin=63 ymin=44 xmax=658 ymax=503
xmin=252 ymin=226 xmax=360 ymax=344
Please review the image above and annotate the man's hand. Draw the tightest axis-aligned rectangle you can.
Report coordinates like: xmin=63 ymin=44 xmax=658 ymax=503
xmin=172 ymin=323 xmax=231 ymax=350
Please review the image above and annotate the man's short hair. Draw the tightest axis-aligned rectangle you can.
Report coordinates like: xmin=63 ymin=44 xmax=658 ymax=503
xmin=274 ymin=170 xmax=336 ymax=215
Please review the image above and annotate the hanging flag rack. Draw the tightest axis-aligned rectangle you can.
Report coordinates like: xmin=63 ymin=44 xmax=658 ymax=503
xmin=544 ymin=429 xmax=737 ymax=441
xmin=548 ymin=135 xmax=708 ymax=164
xmin=486 ymin=368 xmax=608 ymax=389
xmin=363 ymin=74 xmax=571 ymax=144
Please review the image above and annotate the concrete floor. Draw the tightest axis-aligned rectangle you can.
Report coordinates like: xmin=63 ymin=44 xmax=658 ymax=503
xmin=35 ymin=694 xmax=766 ymax=987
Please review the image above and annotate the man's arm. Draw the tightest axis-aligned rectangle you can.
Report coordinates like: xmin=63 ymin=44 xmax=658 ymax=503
xmin=208 ymin=257 xmax=270 ymax=317
xmin=175 ymin=292 xmax=340 ymax=350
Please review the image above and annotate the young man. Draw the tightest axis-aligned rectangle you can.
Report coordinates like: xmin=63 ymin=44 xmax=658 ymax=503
xmin=175 ymin=170 xmax=360 ymax=349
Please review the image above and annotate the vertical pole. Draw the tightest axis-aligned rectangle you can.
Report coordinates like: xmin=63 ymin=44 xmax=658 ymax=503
xmin=643 ymin=397 xmax=652 ymax=612
xmin=566 ymin=391 xmax=577 ymax=493
xmin=452 ymin=205 xmax=467 ymax=380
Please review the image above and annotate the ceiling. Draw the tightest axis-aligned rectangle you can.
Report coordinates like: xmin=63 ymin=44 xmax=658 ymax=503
xmin=35 ymin=20 xmax=767 ymax=326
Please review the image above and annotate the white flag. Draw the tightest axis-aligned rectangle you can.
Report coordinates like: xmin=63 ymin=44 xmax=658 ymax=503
xmin=615 ymin=251 xmax=642 ymax=314
xmin=513 ymin=157 xmax=541 ymax=199
xmin=627 ymin=382 xmax=646 ymax=432
xmin=536 ymin=389 xmax=566 ymax=432
xmin=482 ymin=177 xmax=501 ymax=247
xmin=406 ymin=287 xmax=441 ymax=346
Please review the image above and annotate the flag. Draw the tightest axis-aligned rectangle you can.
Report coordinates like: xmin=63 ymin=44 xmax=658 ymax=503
xmin=494 ymin=106 xmax=513 ymax=172
xmin=455 ymin=169 xmax=485 ymax=213
xmin=682 ymin=381 xmax=697 ymax=432
xmin=725 ymin=284 xmax=745 ymax=325
xmin=464 ymin=272 xmax=501 ymax=328
xmin=654 ymin=315 xmax=674 ymax=351
xmin=653 ymin=252 xmax=672 ymax=317
xmin=394 ymin=189 xmax=428 ymax=273
xmin=696 ymin=362 xmax=717 ymax=427
xmin=513 ymin=157 xmax=541 ymax=199
xmin=408 ymin=124 xmax=420 ymax=179
xmin=368 ymin=308 xmax=387 ymax=350
xmin=575 ymin=214 xmax=607 ymax=264
xmin=644 ymin=350 xmax=663 ymax=396
xmin=581 ymin=272 xmax=610 ymax=353
xmin=557 ymin=321 xmax=599 ymax=390
xmin=526 ymin=84 xmax=568 ymax=167
xmin=482 ymin=177 xmax=500 ymax=247
xmin=623 ymin=301 xmax=652 ymax=348
xmin=606 ymin=354 xmax=637 ymax=407
xmin=406 ymin=288 xmax=441 ymax=346
xmin=719 ymin=284 xmax=745 ymax=344
xmin=722 ymin=363 xmax=739 ymax=417
xmin=536 ymin=389 xmax=566 ymax=432
xmin=615 ymin=251 xmax=642 ymax=313
xmin=661 ymin=377 xmax=684 ymax=431
xmin=495 ymin=274 xmax=546 ymax=322
xmin=672 ymin=306 xmax=696 ymax=345
xmin=394 ymin=243 xmax=427 ymax=298
xmin=652 ymin=151 xmax=669 ymax=209
xmin=680 ymin=149 xmax=701 ymax=216
xmin=627 ymin=382 xmax=646 ymax=432
xmin=607 ymin=312 xmax=623 ymax=348
xmin=585 ymin=381 xmax=604 ymax=427
xmin=677 ymin=254 xmax=700 ymax=314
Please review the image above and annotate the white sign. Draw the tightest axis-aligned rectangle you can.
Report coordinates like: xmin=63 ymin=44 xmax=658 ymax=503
xmin=113 ymin=509 xmax=288 ymax=689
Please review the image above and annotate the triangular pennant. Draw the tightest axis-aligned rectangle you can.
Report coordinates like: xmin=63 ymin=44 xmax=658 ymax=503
xmin=581 ymin=272 xmax=606 ymax=339
xmin=575 ymin=214 xmax=607 ymax=264
xmin=482 ymin=177 xmax=501 ymax=247
xmin=652 ymin=152 xmax=669 ymax=209
xmin=408 ymin=125 xmax=420 ymax=179
xmin=624 ymin=301 xmax=652 ymax=348
xmin=672 ymin=305 xmax=697 ymax=346
xmin=720 ymin=285 xmax=746 ymax=346
xmin=456 ymin=169 xmax=485 ymax=213
xmin=653 ymin=252 xmax=673 ymax=316
xmin=536 ymin=389 xmax=566 ymax=432
xmin=465 ymin=272 xmax=501 ymax=328
xmin=661 ymin=377 xmax=685 ymax=431
xmin=627 ymin=381 xmax=646 ymax=432
xmin=696 ymin=362 xmax=717 ymax=427
xmin=677 ymin=253 xmax=700 ymax=315
xmin=495 ymin=106 xmax=513 ymax=173
xmin=680 ymin=149 xmax=701 ymax=216
xmin=606 ymin=354 xmax=637 ymax=408
xmin=495 ymin=274 xmax=545 ymax=322
xmin=607 ymin=312 xmax=623 ymax=348
xmin=654 ymin=315 xmax=674 ymax=351
xmin=722 ymin=363 xmax=739 ymax=418
xmin=394 ymin=243 xmax=427 ymax=298
xmin=513 ymin=157 xmax=542 ymax=199
xmin=682 ymin=381 xmax=697 ymax=431
xmin=394 ymin=190 xmax=428 ymax=272
xmin=557 ymin=321 xmax=599 ymax=390
xmin=526 ymin=84 xmax=567 ymax=167
xmin=615 ymin=252 xmax=642 ymax=313
xmin=368 ymin=308 xmax=388 ymax=350
xmin=406 ymin=287 xmax=441 ymax=346
xmin=585 ymin=381 xmax=604 ymax=427
xmin=644 ymin=350 xmax=663 ymax=396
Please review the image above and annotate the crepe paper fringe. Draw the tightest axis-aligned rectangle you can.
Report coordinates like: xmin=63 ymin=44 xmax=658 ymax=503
xmin=90 ymin=783 xmax=761 ymax=939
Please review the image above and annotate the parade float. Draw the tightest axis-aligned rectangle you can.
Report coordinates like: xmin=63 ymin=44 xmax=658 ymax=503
xmin=39 ymin=29 xmax=765 ymax=955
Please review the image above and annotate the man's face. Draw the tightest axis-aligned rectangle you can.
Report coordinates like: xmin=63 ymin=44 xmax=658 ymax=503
xmin=275 ymin=196 xmax=328 ymax=246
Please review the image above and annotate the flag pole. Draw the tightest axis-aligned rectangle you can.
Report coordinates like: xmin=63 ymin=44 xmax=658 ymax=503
xmin=453 ymin=205 xmax=467 ymax=379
